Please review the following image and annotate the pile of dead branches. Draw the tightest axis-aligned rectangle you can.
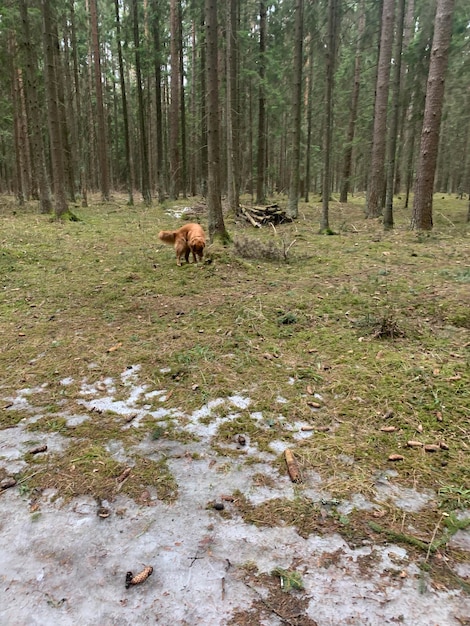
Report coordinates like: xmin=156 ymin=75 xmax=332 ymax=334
xmin=239 ymin=203 xmax=291 ymax=227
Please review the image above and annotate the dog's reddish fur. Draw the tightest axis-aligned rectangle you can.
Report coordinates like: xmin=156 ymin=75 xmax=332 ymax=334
xmin=158 ymin=223 xmax=206 ymax=266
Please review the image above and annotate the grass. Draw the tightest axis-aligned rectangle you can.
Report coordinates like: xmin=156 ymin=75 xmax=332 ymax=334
xmin=1 ymin=191 xmax=469 ymax=583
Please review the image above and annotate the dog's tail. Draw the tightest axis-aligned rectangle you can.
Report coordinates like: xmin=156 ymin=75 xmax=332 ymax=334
xmin=158 ymin=230 xmax=177 ymax=245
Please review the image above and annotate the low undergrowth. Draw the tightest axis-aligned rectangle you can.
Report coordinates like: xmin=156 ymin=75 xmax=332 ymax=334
xmin=1 ymin=192 xmax=469 ymax=589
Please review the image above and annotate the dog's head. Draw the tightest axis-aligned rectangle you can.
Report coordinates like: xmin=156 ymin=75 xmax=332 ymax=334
xmin=191 ymin=238 xmax=205 ymax=259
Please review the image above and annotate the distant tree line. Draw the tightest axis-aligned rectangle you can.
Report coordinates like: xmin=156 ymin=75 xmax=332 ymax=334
xmin=0 ymin=0 xmax=468 ymax=229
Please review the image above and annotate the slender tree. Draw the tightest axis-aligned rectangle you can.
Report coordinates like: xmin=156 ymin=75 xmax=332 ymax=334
xmin=132 ymin=0 xmax=151 ymax=204
xmin=89 ymin=0 xmax=110 ymax=202
xmin=169 ymin=0 xmax=181 ymax=199
xmin=205 ymin=0 xmax=227 ymax=241
xmin=366 ymin=0 xmax=395 ymax=218
xmin=286 ymin=0 xmax=304 ymax=220
xmin=340 ymin=0 xmax=365 ymax=203
xmin=256 ymin=1 xmax=267 ymax=205
xmin=19 ymin=0 xmax=52 ymax=213
xmin=383 ymin=0 xmax=406 ymax=229
xmin=151 ymin=0 xmax=165 ymax=202
xmin=411 ymin=0 xmax=455 ymax=230
xmin=42 ymin=0 xmax=68 ymax=217
xmin=226 ymin=0 xmax=240 ymax=212
xmin=320 ymin=0 xmax=340 ymax=231
xmin=114 ymin=0 xmax=134 ymax=205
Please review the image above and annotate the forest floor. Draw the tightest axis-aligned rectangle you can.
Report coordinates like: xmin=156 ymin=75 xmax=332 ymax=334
xmin=0 ymin=192 xmax=469 ymax=625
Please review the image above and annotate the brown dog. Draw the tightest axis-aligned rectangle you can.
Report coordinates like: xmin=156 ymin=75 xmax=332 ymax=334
xmin=158 ymin=223 xmax=206 ymax=266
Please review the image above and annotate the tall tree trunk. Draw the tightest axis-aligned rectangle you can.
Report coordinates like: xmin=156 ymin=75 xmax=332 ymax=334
xmin=320 ymin=0 xmax=339 ymax=230
xmin=179 ymin=2 xmax=187 ymax=197
xmin=393 ymin=0 xmax=415 ymax=195
xmin=89 ymin=0 xmax=110 ymax=201
xmin=205 ymin=0 xmax=227 ymax=241
xmin=366 ymin=0 xmax=395 ymax=218
xmin=9 ymin=35 xmax=26 ymax=206
xmin=226 ymin=0 xmax=240 ymax=212
xmin=286 ymin=0 xmax=304 ymax=220
xmin=383 ymin=0 xmax=406 ymax=229
xmin=115 ymin=0 xmax=134 ymax=205
xmin=304 ymin=36 xmax=314 ymax=203
xmin=19 ymin=0 xmax=52 ymax=213
xmin=151 ymin=0 xmax=164 ymax=202
xmin=199 ymin=12 xmax=208 ymax=196
xmin=340 ymin=0 xmax=365 ymax=203
xmin=255 ymin=1 xmax=266 ymax=205
xmin=69 ymin=0 xmax=87 ymax=206
xmin=169 ymin=0 xmax=181 ymax=199
xmin=42 ymin=0 xmax=68 ymax=218
xmin=411 ymin=0 xmax=455 ymax=230
xmin=190 ymin=17 xmax=197 ymax=197
xmin=132 ymin=0 xmax=151 ymax=204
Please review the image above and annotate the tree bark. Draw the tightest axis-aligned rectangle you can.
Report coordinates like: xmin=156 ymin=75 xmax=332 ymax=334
xmin=226 ymin=0 xmax=240 ymax=212
xmin=340 ymin=0 xmax=365 ymax=203
xmin=383 ymin=0 xmax=405 ymax=229
xmin=411 ymin=0 xmax=455 ymax=230
xmin=132 ymin=0 xmax=151 ymax=204
xmin=19 ymin=0 xmax=52 ymax=213
xmin=256 ymin=1 xmax=267 ymax=205
xmin=286 ymin=0 xmax=304 ymax=220
xmin=90 ymin=0 xmax=110 ymax=202
xmin=42 ymin=0 xmax=68 ymax=218
xmin=151 ymin=0 xmax=165 ymax=202
xmin=320 ymin=0 xmax=339 ymax=230
xmin=366 ymin=0 xmax=395 ymax=218
xmin=115 ymin=0 xmax=134 ymax=205
xmin=205 ymin=0 xmax=227 ymax=241
xmin=169 ymin=0 xmax=181 ymax=199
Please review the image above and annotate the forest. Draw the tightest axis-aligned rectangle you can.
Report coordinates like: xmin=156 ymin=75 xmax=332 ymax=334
xmin=1 ymin=2 xmax=470 ymax=622
xmin=1 ymin=0 xmax=469 ymax=231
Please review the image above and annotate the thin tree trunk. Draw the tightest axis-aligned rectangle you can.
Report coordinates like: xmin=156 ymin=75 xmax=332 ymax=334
xmin=304 ymin=36 xmax=314 ymax=203
xmin=169 ymin=0 xmax=181 ymax=199
xmin=42 ymin=0 xmax=68 ymax=218
xmin=383 ymin=0 xmax=405 ymax=229
xmin=179 ymin=2 xmax=187 ymax=197
xmin=256 ymin=1 xmax=266 ymax=205
xmin=286 ymin=0 xmax=304 ymax=220
xmin=226 ymin=0 xmax=240 ymax=212
xmin=115 ymin=0 xmax=134 ymax=205
xmin=69 ymin=0 xmax=87 ymax=206
xmin=366 ymin=0 xmax=395 ymax=218
xmin=200 ymin=12 xmax=208 ymax=196
xmin=320 ymin=0 xmax=339 ymax=230
xmin=340 ymin=0 xmax=365 ymax=203
xmin=151 ymin=0 xmax=164 ymax=202
xmin=19 ymin=0 xmax=52 ymax=213
xmin=205 ymin=0 xmax=227 ymax=241
xmin=132 ymin=0 xmax=151 ymax=204
xmin=411 ymin=0 xmax=455 ymax=230
xmin=90 ymin=0 xmax=110 ymax=201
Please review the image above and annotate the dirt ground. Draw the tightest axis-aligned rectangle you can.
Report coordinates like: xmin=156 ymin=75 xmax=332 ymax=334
xmin=1 ymin=365 xmax=469 ymax=626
